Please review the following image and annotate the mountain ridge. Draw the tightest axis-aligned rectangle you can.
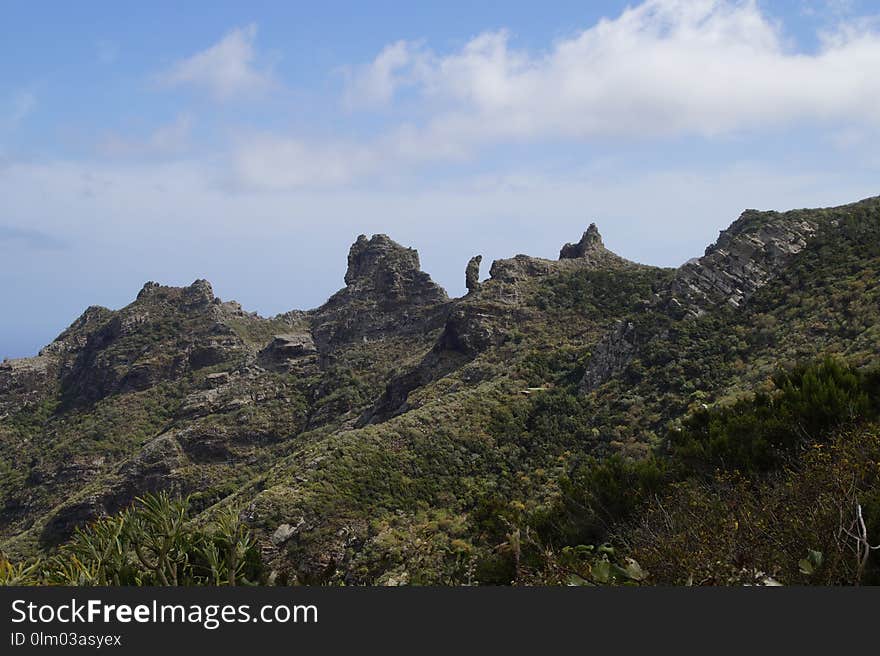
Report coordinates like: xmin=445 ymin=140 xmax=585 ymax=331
xmin=1 ymin=194 xmax=878 ymax=584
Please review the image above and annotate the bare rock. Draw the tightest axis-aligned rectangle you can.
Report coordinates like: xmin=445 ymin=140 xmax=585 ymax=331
xmin=311 ymin=234 xmax=449 ymax=351
xmin=560 ymin=223 xmax=604 ymax=258
xmin=465 ymin=255 xmax=482 ymax=293
xmin=263 ymin=333 xmax=317 ymax=359
xmin=670 ymin=211 xmax=819 ymax=316
xmin=579 ymin=320 xmax=638 ymax=392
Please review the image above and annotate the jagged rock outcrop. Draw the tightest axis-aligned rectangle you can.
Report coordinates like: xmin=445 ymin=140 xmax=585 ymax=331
xmin=488 ymin=255 xmax=556 ymax=284
xmin=560 ymin=223 xmax=603 ymax=258
xmin=466 ymin=255 xmax=482 ymax=293
xmin=53 ymin=279 xmax=252 ymax=406
xmin=311 ymin=234 xmax=450 ymax=352
xmin=363 ymin=225 xmax=643 ymax=422
xmin=578 ymin=207 xmax=828 ymax=392
xmin=670 ymin=210 xmax=819 ymax=316
xmin=559 ymin=223 xmax=634 ymax=269
xmin=489 ymin=224 xmax=634 ymax=287
xmin=342 ymin=234 xmax=447 ymax=305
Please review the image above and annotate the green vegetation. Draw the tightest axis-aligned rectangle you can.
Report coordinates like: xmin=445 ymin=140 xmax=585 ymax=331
xmin=1 ymin=492 xmax=262 ymax=586
xmin=534 ymin=266 xmax=674 ymax=315
xmin=671 ymin=357 xmax=880 ymax=472
xmin=487 ymin=358 xmax=880 ymax=585
xmin=2 ymin=197 xmax=880 ymax=585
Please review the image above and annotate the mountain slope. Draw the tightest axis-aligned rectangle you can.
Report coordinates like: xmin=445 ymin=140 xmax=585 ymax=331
xmin=1 ymin=195 xmax=879 ymax=584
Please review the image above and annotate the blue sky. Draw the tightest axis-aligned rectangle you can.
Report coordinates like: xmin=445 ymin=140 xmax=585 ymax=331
xmin=2 ymin=0 xmax=880 ymax=358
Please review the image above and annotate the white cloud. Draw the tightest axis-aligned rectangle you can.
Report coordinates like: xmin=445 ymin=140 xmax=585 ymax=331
xmin=409 ymin=0 xmax=880 ymax=137
xmin=156 ymin=24 xmax=274 ymax=100
xmin=309 ymin=0 xmax=880 ymax=188
xmin=230 ymin=134 xmax=378 ymax=189
xmin=233 ymin=0 xmax=880 ymax=190
xmin=343 ymin=40 xmax=428 ymax=109
xmin=229 ymin=122 xmax=478 ymax=190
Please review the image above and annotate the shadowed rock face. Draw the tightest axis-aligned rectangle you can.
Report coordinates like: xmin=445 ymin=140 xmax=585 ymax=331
xmin=56 ymin=280 xmax=248 ymax=407
xmin=579 ymin=320 xmax=638 ymax=393
xmin=0 ymin=358 xmax=51 ymax=416
xmin=40 ymin=434 xmax=187 ymax=546
xmin=342 ymin=234 xmax=447 ymax=305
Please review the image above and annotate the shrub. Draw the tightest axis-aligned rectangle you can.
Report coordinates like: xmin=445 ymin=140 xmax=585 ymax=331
xmin=670 ymin=357 xmax=880 ymax=473
xmin=3 ymin=492 xmax=263 ymax=586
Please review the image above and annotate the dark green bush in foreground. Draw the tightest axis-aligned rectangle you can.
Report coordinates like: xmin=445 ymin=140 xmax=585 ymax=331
xmin=504 ymin=357 xmax=880 ymax=584
xmin=1 ymin=492 xmax=263 ymax=586
xmin=670 ymin=357 xmax=880 ymax=473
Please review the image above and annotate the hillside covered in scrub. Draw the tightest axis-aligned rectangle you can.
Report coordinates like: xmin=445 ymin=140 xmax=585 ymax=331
xmin=2 ymin=195 xmax=880 ymax=585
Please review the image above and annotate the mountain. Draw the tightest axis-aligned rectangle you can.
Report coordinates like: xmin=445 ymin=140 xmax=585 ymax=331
xmin=2 ymin=195 xmax=879 ymax=585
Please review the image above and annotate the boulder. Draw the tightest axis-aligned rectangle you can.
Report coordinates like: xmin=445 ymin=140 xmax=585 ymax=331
xmin=263 ymin=333 xmax=317 ymax=359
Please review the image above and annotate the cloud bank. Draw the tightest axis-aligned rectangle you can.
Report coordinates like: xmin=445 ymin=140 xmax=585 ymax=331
xmin=232 ymin=0 xmax=880 ymax=189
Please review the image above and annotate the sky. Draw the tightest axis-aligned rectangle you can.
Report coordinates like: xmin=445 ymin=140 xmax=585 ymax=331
xmin=2 ymin=0 xmax=879 ymax=358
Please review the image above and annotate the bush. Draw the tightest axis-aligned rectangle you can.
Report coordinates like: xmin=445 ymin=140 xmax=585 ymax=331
xmin=626 ymin=426 xmax=880 ymax=585
xmin=670 ymin=357 xmax=880 ymax=473
xmin=538 ymin=454 xmax=670 ymax=548
xmin=2 ymin=492 xmax=263 ymax=586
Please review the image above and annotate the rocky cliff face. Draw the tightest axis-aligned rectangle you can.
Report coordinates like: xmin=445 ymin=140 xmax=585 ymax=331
xmin=310 ymin=234 xmax=449 ymax=353
xmin=579 ymin=320 xmax=639 ymax=393
xmin=340 ymin=234 xmax=447 ymax=306
xmin=55 ymin=279 xmax=252 ymax=407
xmin=669 ymin=210 xmax=820 ymax=317
xmin=578 ymin=206 xmax=833 ymax=392
xmin=0 ymin=357 xmax=52 ymax=417
xmin=362 ymin=225 xmax=633 ymax=422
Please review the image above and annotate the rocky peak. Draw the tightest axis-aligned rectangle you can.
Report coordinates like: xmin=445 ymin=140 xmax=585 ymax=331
xmin=488 ymin=223 xmax=632 ymax=285
xmin=340 ymin=234 xmax=447 ymax=304
xmin=560 ymin=223 xmax=604 ymax=259
xmin=51 ymin=278 xmax=246 ymax=408
xmin=137 ymin=279 xmax=216 ymax=308
xmin=311 ymin=235 xmax=449 ymax=351
xmin=345 ymin=234 xmax=416 ymax=284
xmin=42 ymin=305 xmax=114 ymax=357
xmin=137 ymin=281 xmax=161 ymax=300
xmin=183 ymin=279 xmax=216 ymax=307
